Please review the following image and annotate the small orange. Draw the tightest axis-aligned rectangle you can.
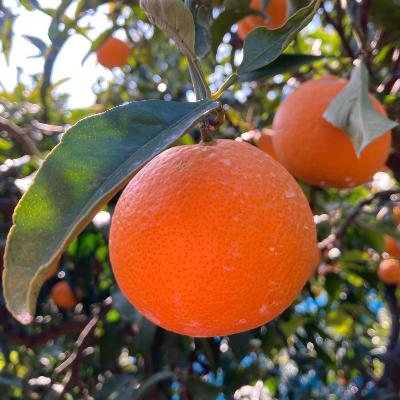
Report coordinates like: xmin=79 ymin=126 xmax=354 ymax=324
xmin=378 ymin=259 xmax=400 ymax=284
xmin=237 ymin=0 xmax=288 ymax=40
xmin=384 ymin=235 xmax=400 ymax=258
xmin=393 ymin=206 xmax=400 ymax=224
xmin=272 ymin=77 xmax=392 ymax=188
xmin=109 ymin=139 xmax=318 ymax=337
xmin=51 ymin=281 xmax=78 ymax=310
xmin=96 ymin=37 xmax=130 ymax=69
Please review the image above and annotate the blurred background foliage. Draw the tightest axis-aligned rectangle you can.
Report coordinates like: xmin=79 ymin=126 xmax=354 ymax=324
xmin=0 ymin=0 xmax=400 ymax=399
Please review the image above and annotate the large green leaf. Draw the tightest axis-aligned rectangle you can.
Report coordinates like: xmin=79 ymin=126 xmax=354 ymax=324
xmin=237 ymin=0 xmax=320 ymax=74
xmin=239 ymin=53 xmax=323 ymax=82
xmin=323 ymin=62 xmax=398 ymax=156
xmin=3 ymin=99 xmax=220 ymax=324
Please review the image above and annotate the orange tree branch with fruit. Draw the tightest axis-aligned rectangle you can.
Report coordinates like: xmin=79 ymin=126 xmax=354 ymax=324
xmin=1 ymin=0 xmax=400 ymax=398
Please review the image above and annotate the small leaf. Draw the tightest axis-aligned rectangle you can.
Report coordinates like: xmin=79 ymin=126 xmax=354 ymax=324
xmin=1 ymin=13 xmax=14 ymax=65
xmin=18 ymin=0 xmax=40 ymax=10
xmin=323 ymin=62 xmax=398 ymax=156
xmin=140 ymin=0 xmax=196 ymax=58
xmin=3 ymin=99 xmax=220 ymax=324
xmin=22 ymin=35 xmax=47 ymax=57
xmin=239 ymin=53 xmax=323 ymax=82
xmin=237 ymin=0 xmax=320 ymax=74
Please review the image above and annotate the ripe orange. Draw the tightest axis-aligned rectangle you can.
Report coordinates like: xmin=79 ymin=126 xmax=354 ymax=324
xmin=237 ymin=0 xmax=288 ymax=40
xmin=378 ymin=259 xmax=400 ymax=284
xmin=272 ymin=77 xmax=392 ymax=189
xmin=257 ymin=128 xmax=277 ymax=160
xmin=241 ymin=129 xmax=277 ymax=159
xmin=51 ymin=281 xmax=78 ymax=310
xmin=96 ymin=37 xmax=130 ymax=69
xmin=109 ymin=139 xmax=318 ymax=337
xmin=393 ymin=206 xmax=400 ymax=224
xmin=384 ymin=235 xmax=400 ymax=258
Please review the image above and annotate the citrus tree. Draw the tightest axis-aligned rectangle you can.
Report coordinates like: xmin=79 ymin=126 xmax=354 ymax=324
xmin=1 ymin=0 xmax=400 ymax=398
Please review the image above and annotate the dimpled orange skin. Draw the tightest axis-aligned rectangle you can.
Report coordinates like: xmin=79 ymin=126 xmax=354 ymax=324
xmin=272 ymin=77 xmax=392 ymax=189
xmin=96 ymin=37 xmax=130 ymax=69
xmin=109 ymin=139 xmax=318 ymax=337
xmin=384 ymin=235 xmax=400 ymax=258
xmin=237 ymin=0 xmax=288 ymax=40
xmin=51 ymin=281 xmax=77 ymax=310
xmin=378 ymin=259 xmax=400 ymax=284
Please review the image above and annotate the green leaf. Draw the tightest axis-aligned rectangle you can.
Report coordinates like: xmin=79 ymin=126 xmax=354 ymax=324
xmin=237 ymin=0 xmax=320 ymax=74
xmin=239 ymin=53 xmax=323 ymax=82
xmin=22 ymin=35 xmax=47 ymax=57
xmin=194 ymin=5 xmax=212 ymax=58
xmin=3 ymin=99 xmax=220 ymax=325
xmin=18 ymin=0 xmax=40 ymax=10
xmin=326 ymin=310 xmax=353 ymax=337
xmin=323 ymin=62 xmax=398 ymax=157
xmin=133 ymin=371 xmax=175 ymax=399
xmin=0 ymin=13 xmax=14 ymax=65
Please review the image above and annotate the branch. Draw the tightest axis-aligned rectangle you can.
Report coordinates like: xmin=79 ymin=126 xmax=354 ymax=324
xmin=5 ymin=318 xmax=88 ymax=348
xmin=51 ymin=297 xmax=112 ymax=399
xmin=0 ymin=116 xmax=39 ymax=156
xmin=384 ymin=285 xmax=399 ymax=352
xmin=319 ymin=189 xmax=400 ymax=251
xmin=321 ymin=1 xmax=355 ymax=59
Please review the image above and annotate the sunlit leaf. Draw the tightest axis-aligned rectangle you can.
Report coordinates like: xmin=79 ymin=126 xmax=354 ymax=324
xmin=3 ymin=99 xmax=220 ymax=325
xmin=237 ymin=0 xmax=320 ymax=74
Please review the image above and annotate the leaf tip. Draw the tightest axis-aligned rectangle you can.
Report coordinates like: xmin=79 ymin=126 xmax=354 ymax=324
xmin=17 ymin=311 xmax=33 ymax=325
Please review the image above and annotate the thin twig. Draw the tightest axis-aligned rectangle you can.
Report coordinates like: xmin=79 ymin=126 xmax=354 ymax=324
xmin=52 ymin=297 xmax=112 ymax=398
xmin=0 ymin=116 xmax=39 ymax=156
xmin=319 ymin=189 xmax=400 ymax=251
xmin=321 ymin=1 xmax=355 ymax=59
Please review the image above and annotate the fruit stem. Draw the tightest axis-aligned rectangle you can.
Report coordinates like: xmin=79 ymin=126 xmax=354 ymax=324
xmin=211 ymin=73 xmax=239 ymax=100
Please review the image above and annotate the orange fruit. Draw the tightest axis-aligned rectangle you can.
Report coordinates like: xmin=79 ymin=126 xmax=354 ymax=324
xmin=51 ymin=281 xmax=78 ymax=310
xmin=272 ymin=77 xmax=392 ymax=189
xmin=96 ymin=37 xmax=130 ymax=69
xmin=384 ymin=235 xmax=400 ymax=258
xmin=240 ymin=129 xmax=276 ymax=159
xmin=378 ymin=259 xmax=400 ymax=284
xmin=393 ymin=206 xmax=400 ymax=224
xmin=237 ymin=0 xmax=288 ymax=40
xmin=257 ymin=128 xmax=277 ymax=160
xmin=109 ymin=139 xmax=318 ymax=337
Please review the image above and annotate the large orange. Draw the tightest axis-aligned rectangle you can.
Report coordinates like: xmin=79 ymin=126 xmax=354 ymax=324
xmin=109 ymin=139 xmax=318 ymax=337
xmin=378 ymin=259 xmax=400 ymax=284
xmin=96 ymin=37 xmax=130 ymax=69
xmin=237 ymin=0 xmax=288 ymax=40
xmin=272 ymin=77 xmax=392 ymax=188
